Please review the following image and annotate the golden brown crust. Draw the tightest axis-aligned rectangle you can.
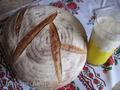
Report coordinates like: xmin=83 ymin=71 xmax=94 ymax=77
xmin=49 ymin=22 xmax=62 ymax=82
xmin=61 ymin=44 xmax=86 ymax=54
xmin=13 ymin=12 xmax=57 ymax=64
xmin=14 ymin=8 xmax=27 ymax=35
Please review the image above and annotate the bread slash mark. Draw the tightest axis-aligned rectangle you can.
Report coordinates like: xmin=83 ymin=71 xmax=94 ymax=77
xmin=13 ymin=12 xmax=57 ymax=64
xmin=61 ymin=44 xmax=86 ymax=54
xmin=14 ymin=7 xmax=27 ymax=35
xmin=49 ymin=22 xmax=62 ymax=82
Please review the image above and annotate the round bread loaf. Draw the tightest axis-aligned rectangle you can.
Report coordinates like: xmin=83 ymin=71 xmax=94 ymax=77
xmin=1 ymin=5 xmax=87 ymax=90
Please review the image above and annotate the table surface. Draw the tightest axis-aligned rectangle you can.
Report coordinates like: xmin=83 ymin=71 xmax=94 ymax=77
xmin=0 ymin=0 xmax=120 ymax=90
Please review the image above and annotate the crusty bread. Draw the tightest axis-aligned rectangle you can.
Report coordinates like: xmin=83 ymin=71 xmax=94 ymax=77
xmin=1 ymin=5 xmax=87 ymax=90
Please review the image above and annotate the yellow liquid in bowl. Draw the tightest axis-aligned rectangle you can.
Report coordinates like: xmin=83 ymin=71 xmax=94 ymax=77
xmin=87 ymin=40 xmax=114 ymax=65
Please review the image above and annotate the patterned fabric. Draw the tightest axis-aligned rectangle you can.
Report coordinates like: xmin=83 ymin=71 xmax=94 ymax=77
xmin=50 ymin=0 xmax=83 ymax=14
xmin=102 ymin=47 xmax=120 ymax=73
xmin=0 ymin=64 xmax=23 ymax=90
xmin=57 ymin=82 xmax=76 ymax=90
xmin=0 ymin=48 xmax=33 ymax=90
xmin=0 ymin=0 xmax=120 ymax=90
xmin=0 ymin=48 xmax=23 ymax=90
xmin=79 ymin=64 xmax=106 ymax=90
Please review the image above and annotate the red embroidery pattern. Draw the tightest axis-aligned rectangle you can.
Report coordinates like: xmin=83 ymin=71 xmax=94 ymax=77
xmin=57 ymin=83 xmax=76 ymax=90
xmin=50 ymin=0 xmax=83 ymax=14
xmin=0 ymin=45 xmax=24 ymax=90
xmin=51 ymin=1 xmax=64 ymax=8
xmin=0 ymin=64 xmax=23 ymax=90
xmin=102 ymin=47 xmax=120 ymax=73
xmin=78 ymin=63 xmax=106 ymax=90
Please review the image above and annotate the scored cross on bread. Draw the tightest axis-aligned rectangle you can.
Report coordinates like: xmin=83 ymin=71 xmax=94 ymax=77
xmin=13 ymin=11 xmax=86 ymax=82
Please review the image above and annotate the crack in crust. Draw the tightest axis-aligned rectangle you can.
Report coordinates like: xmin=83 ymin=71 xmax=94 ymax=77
xmin=14 ymin=8 xmax=27 ymax=35
xmin=61 ymin=44 xmax=86 ymax=54
xmin=49 ymin=22 xmax=62 ymax=82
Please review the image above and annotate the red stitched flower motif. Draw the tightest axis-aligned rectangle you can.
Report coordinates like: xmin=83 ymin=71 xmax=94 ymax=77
xmin=88 ymin=73 xmax=94 ymax=78
xmin=57 ymin=83 xmax=75 ymax=90
xmin=93 ymin=79 xmax=99 ymax=84
xmin=102 ymin=56 xmax=114 ymax=73
xmin=67 ymin=2 xmax=77 ymax=9
xmin=104 ymin=56 xmax=114 ymax=66
xmin=83 ymin=66 xmax=88 ymax=71
xmin=0 ymin=72 xmax=5 ymax=78
xmin=102 ymin=47 xmax=120 ymax=73
xmin=99 ymin=86 xmax=103 ymax=90
xmin=51 ymin=1 xmax=64 ymax=8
